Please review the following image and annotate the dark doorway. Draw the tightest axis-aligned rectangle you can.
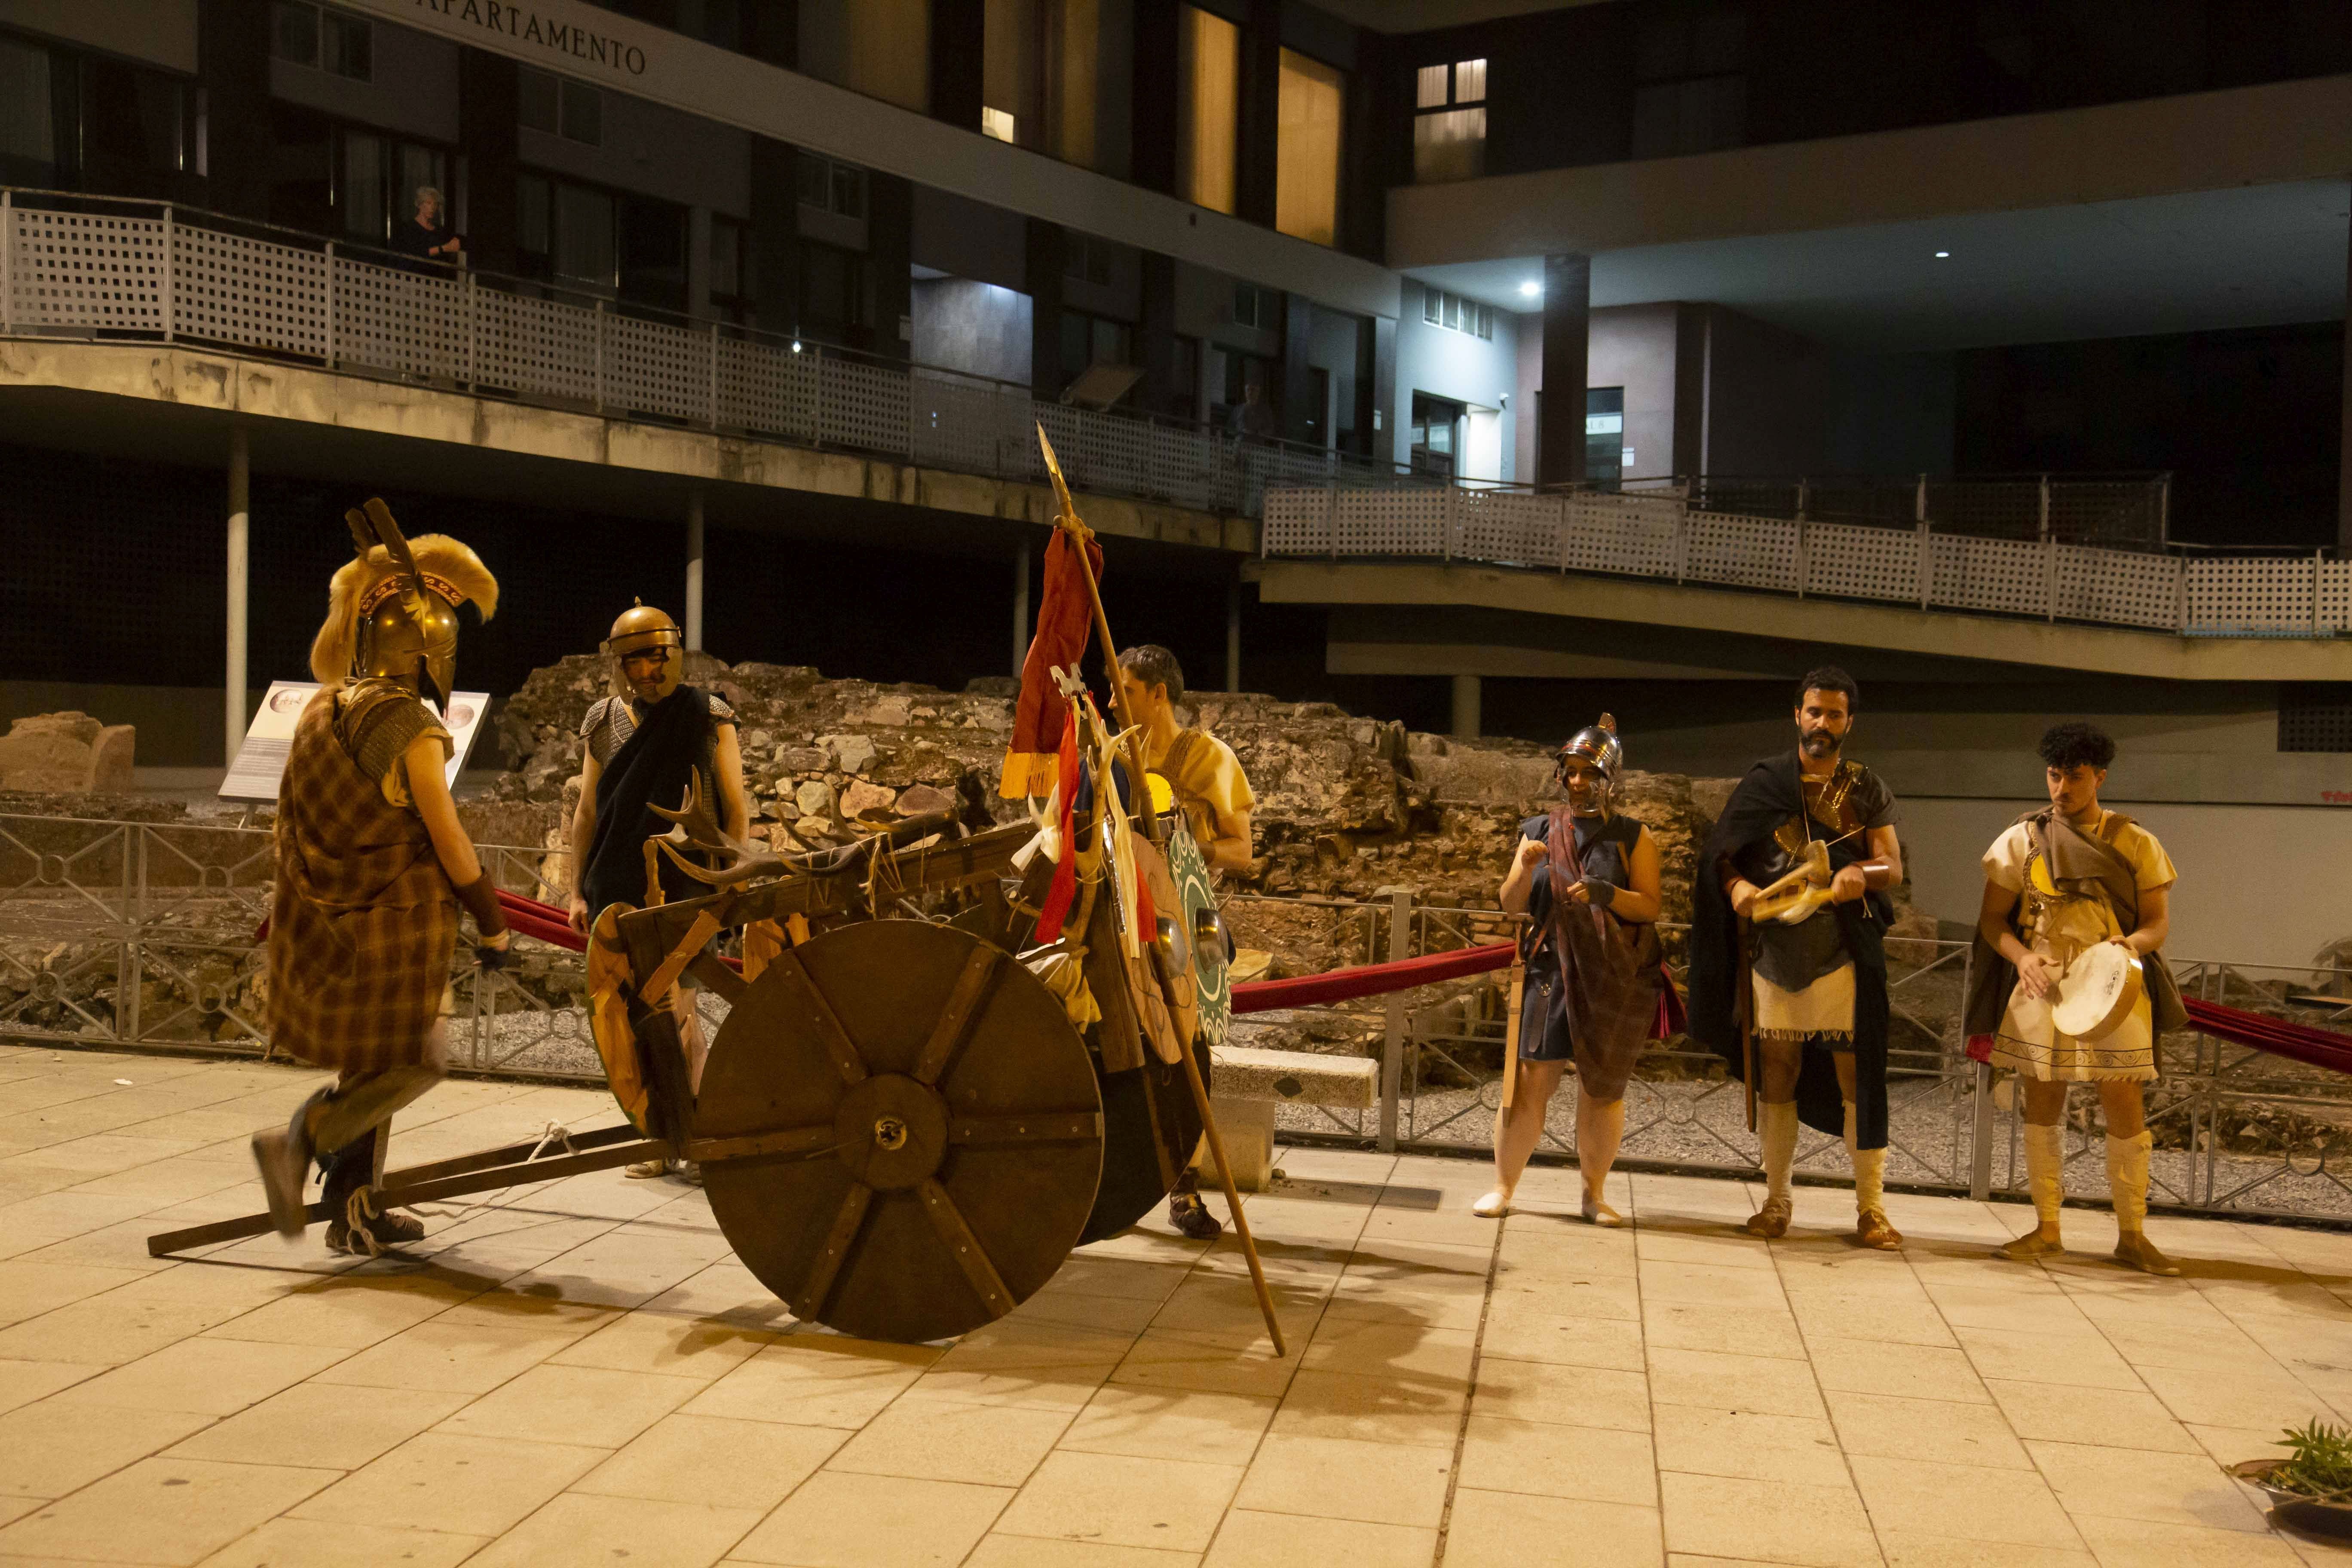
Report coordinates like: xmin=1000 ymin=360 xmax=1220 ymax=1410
xmin=1411 ymin=392 xmax=1464 ymax=477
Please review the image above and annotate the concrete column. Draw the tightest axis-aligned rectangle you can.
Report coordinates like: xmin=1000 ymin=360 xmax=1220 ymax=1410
xmin=1225 ymin=579 xmax=1241 ymax=693
xmin=1450 ymin=673 xmax=1480 ymax=741
xmin=684 ymin=490 xmax=705 ymax=650
xmin=1538 ymin=254 xmax=1591 ymax=490
xmin=1012 ymin=538 xmax=1032 ymax=677
xmin=224 ymin=427 xmax=249 ymax=768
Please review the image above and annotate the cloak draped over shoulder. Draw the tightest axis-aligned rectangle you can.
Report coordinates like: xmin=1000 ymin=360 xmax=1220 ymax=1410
xmin=1688 ymin=752 xmax=1894 ymax=1147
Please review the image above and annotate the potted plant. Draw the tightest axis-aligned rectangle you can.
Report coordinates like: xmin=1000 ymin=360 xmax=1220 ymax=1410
xmin=2235 ymin=1420 xmax=2352 ymax=1537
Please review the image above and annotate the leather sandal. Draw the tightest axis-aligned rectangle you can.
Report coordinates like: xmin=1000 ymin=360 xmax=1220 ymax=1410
xmin=1996 ymin=1229 xmax=2064 ymax=1261
xmin=1854 ymin=1208 xmax=1904 ymax=1250
xmin=1745 ymin=1196 xmax=1792 ymax=1239
xmin=2113 ymin=1231 xmax=2182 ymax=1277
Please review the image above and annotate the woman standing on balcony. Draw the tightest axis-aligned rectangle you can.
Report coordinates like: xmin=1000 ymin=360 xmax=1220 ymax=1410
xmin=1479 ymin=717 xmax=1681 ymax=1225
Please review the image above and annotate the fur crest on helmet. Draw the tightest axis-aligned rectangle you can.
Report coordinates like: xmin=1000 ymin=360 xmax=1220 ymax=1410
xmin=310 ymin=533 xmax=499 ymax=686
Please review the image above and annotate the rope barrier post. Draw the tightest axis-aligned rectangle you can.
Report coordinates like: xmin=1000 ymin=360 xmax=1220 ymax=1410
xmin=1968 ymin=1061 xmax=1994 ymax=1201
xmin=1378 ymin=885 xmax=1410 ymax=1152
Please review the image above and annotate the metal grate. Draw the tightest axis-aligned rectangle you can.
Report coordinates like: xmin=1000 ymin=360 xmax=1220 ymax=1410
xmin=2280 ymin=685 xmax=2352 ymax=753
xmin=2186 ymin=557 xmax=2316 ymax=637
xmin=0 ymin=186 xmax=1393 ymax=522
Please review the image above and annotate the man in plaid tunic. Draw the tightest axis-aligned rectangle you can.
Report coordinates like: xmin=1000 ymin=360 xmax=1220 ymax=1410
xmin=251 ymin=508 xmax=508 ymax=1255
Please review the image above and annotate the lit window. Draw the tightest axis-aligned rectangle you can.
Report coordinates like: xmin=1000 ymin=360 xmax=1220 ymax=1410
xmin=1412 ymin=57 xmax=1487 ymax=183
xmin=1276 ymin=48 xmax=1344 ymax=247
xmin=980 ymin=106 xmax=1017 ymax=143
xmin=1176 ymin=6 xmax=1239 ymax=214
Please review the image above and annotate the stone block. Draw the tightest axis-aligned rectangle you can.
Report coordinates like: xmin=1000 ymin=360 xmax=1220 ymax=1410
xmin=840 ymin=779 xmax=896 ymax=819
xmin=897 ymin=783 xmax=956 ymax=818
xmin=1190 ymin=1098 xmax=1278 ymax=1191
xmin=0 ymin=711 xmax=135 ymax=793
xmin=1208 ymin=1044 xmax=1378 ymax=1109
xmin=795 ymin=779 xmax=836 ymax=818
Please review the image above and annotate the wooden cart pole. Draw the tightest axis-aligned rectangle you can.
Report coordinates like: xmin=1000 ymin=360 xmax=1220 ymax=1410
xmin=1176 ymin=1026 xmax=1286 ymax=1357
xmin=1037 ymin=423 xmax=1283 ymax=1357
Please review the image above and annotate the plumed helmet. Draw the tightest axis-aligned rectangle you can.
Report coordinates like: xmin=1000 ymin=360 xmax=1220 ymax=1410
xmin=312 ymin=499 xmax=497 ymax=704
xmin=604 ymin=600 xmax=683 ymax=658
xmin=1556 ymin=713 xmax=1623 ymax=781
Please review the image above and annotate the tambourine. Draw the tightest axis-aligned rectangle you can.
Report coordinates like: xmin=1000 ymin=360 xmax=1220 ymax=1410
xmin=2049 ymin=943 xmax=2144 ymax=1040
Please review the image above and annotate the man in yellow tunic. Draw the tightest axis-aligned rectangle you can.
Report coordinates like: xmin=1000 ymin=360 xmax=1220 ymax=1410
xmin=1114 ymin=644 xmax=1254 ymax=1238
xmin=1970 ymin=721 xmax=2187 ymax=1275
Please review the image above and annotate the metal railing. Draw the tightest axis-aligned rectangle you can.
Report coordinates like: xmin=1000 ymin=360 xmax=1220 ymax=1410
xmin=1621 ymin=471 xmax=2172 ymax=552
xmin=0 ymin=186 xmax=1385 ymax=519
xmin=9 ymin=811 xmax=2352 ymax=1225
xmin=1265 ymin=481 xmax=2352 ymax=639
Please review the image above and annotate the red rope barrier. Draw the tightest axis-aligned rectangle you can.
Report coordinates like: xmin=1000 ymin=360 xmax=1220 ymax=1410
xmin=1229 ymin=942 xmax=1516 ymax=1014
xmin=2185 ymin=997 xmax=2352 ymax=1077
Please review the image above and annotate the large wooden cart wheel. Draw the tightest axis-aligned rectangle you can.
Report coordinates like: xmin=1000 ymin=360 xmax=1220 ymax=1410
xmin=698 ymin=922 xmax=1104 ymax=1343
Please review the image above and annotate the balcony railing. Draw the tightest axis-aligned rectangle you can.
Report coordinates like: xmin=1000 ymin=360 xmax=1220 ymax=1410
xmin=1264 ymin=481 xmax=2351 ymax=639
xmin=0 ymin=186 xmax=1384 ymax=519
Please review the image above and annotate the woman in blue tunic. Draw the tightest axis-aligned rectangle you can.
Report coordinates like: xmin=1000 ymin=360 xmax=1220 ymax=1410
xmin=1478 ymin=717 xmax=1678 ymax=1225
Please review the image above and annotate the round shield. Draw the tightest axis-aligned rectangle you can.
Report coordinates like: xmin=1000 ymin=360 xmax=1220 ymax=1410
xmin=1165 ymin=821 xmax=1230 ymax=1047
xmin=698 ymin=922 xmax=1104 ymax=1343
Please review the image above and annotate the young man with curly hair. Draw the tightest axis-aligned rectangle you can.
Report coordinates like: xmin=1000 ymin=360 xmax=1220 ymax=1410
xmin=1969 ymin=721 xmax=2189 ymax=1275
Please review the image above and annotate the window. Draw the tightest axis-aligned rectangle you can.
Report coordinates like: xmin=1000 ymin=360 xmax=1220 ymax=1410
xmin=0 ymin=36 xmax=54 ymax=184
xmin=1412 ymin=57 xmax=1485 ymax=183
xmin=708 ymin=215 xmax=751 ymax=324
xmin=1585 ymin=386 xmax=1625 ymax=490
xmin=518 ymin=170 xmax=617 ymax=293
xmin=271 ymin=2 xmax=371 ymax=81
xmin=798 ymin=152 xmax=866 ymax=220
xmin=338 ymin=132 xmax=444 ymax=247
xmin=981 ymin=106 xmax=1017 ymax=142
xmin=1060 ymin=308 xmax=1135 ymax=389
xmin=1275 ymin=48 xmax=1343 ymax=247
xmin=1233 ymin=283 xmax=1280 ymax=331
xmin=1421 ymin=286 xmax=1492 ymax=340
xmin=1169 ymin=334 xmax=1201 ymax=424
xmin=1175 ymin=5 xmax=1238 ymax=214
xmin=1632 ymin=6 xmax=1746 ymax=158
xmin=1063 ymin=233 xmax=1112 ymax=287
xmin=518 ymin=68 xmax=601 ymax=146
xmin=799 ymin=239 xmax=873 ymax=337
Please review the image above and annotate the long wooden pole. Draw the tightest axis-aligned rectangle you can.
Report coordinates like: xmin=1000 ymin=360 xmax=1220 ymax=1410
xmin=1036 ymin=424 xmax=1283 ymax=1356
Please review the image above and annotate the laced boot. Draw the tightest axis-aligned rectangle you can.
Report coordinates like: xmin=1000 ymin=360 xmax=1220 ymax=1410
xmin=1746 ymin=1100 xmax=1799 ymax=1239
xmin=2107 ymin=1131 xmax=2180 ymax=1277
xmin=331 ymin=1187 xmax=426 ymax=1257
xmin=1168 ymin=1190 xmax=1223 ymax=1240
xmin=1998 ymin=1121 xmax=2068 ymax=1260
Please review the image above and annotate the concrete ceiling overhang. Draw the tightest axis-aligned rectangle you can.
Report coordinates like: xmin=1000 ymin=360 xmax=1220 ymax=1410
xmin=1247 ymin=559 xmax=2352 ymax=684
xmin=1392 ymin=73 xmax=2352 ymax=351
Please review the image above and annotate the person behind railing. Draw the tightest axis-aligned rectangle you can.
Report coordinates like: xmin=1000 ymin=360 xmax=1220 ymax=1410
xmin=1966 ymin=721 xmax=2188 ymax=1276
xmin=393 ymin=185 xmax=463 ymax=271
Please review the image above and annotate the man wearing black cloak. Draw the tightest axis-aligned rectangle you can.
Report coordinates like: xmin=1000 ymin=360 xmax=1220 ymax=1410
xmin=1689 ymin=667 xmax=1906 ymax=1249
xmin=566 ymin=601 xmax=749 ymax=1179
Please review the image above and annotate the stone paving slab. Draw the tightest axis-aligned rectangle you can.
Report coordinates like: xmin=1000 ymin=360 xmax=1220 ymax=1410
xmin=3 ymin=1043 xmax=2352 ymax=1565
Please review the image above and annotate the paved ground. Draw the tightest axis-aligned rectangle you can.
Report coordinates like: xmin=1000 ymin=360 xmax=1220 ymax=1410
xmin=4 ymin=1044 xmax=2352 ymax=1567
